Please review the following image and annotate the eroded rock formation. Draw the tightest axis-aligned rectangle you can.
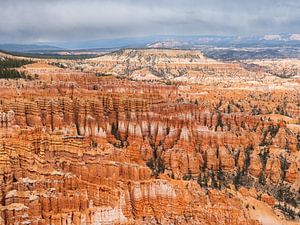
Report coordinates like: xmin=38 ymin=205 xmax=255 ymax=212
xmin=0 ymin=49 xmax=299 ymax=225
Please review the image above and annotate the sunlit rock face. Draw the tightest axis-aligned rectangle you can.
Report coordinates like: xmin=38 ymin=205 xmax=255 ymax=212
xmin=0 ymin=50 xmax=299 ymax=225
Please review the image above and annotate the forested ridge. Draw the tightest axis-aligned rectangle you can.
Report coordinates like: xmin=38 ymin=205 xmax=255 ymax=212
xmin=0 ymin=57 xmax=33 ymax=79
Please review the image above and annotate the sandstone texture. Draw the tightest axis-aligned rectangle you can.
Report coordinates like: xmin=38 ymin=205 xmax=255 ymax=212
xmin=0 ymin=49 xmax=299 ymax=225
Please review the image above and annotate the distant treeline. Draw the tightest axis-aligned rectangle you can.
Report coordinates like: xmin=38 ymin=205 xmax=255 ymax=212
xmin=0 ymin=57 xmax=33 ymax=69
xmin=0 ymin=69 xmax=29 ymax=79
xmin=0 ymin=57 xmax=34 ymax=79
xmin=1 ymin=51 xmax=98 ymax=60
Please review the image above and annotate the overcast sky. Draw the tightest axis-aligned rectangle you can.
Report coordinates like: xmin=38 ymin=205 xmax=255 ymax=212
xmin=0 ymin=0 xmax=299 ymax=43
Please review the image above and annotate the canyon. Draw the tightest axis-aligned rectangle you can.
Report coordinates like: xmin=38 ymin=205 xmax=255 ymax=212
xmin=0 ymin=49 xmax=299 ymax=225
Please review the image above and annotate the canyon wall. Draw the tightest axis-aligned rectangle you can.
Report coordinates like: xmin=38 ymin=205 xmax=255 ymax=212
xmin=0 ymin=50 xmax=299 ymax=224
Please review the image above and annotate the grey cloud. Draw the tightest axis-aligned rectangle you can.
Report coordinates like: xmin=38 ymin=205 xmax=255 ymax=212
xmin=0 ymin=0 xmax=299 ymax=43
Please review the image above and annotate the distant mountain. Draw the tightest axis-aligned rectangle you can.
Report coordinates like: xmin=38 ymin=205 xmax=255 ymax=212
xmin=48 ymin=36 xmax=168 ymax=50
xmin=146 ymin=34 xmax=300 ymax=49
xmin=71 ymin=33 xmax=300 ymax=50
xmin=145 ymin=34 xmax=300 ymax=60
xmin=1 ymin=34 xmax=300 ymax=56
xmin=0 ymin=44 xmax=63 ymax=52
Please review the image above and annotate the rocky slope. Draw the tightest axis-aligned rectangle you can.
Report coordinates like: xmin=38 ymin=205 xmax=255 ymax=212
xmin=0 ymin=50 xmax=299 ymax=225
xmin=58 ymin=49 xmax=258 ymax=84
xmin=62 ymin=49 xmax=298 ymax=87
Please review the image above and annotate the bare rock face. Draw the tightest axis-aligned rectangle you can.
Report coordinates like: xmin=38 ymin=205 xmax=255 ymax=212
xmin=0 ymin=50 xmax=299 ymax=225
xmin=73 ymin=49 xmax=284 ymax=86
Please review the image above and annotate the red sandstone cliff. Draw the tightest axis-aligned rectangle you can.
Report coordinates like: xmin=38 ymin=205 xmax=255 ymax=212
xmin=0 ymin=50 xmax=299 ymax=225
